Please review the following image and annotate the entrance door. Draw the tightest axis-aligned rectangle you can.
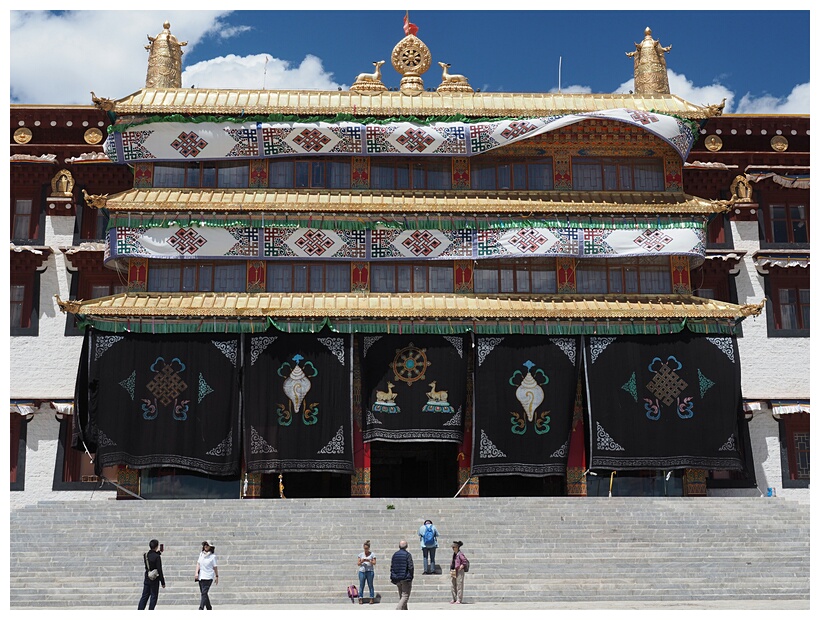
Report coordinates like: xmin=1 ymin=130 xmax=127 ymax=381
xmin=370 ymin=442 xmax=459 ymax=497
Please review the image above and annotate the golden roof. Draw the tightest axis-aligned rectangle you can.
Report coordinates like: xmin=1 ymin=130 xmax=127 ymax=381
xmin=104 ymin=88 xmax=716 ymax=119
xmin=97 ymin=188 xmax=726 ymax=216
xmin=57 ymin=292 xmax=761 ymax=321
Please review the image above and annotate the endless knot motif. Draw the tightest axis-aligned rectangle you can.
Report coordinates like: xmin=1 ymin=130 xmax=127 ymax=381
xmin=401 ymin=230 xmax=443 ymax=256
xmin=225 ymin=127 xmax=258 ymax=157
xmin=146 ymin=362 xmax=188 ymax=406
xmin=633 ymin=229 xmax=673 ymax=251
xmin=170 ymin=131 xmax=208 ymax=157
xmin=646 ymin=363 xmax=688 ymax=406
xmin=500 ymin=121 xmax=538 ymax=140
xmin=168 ymin=228 xmax=208 ymax=255
xmin=395 ymin=128 xmax=436 ymax=152
xmin=295 ymin=230 xmax=336 ymax=256
xmin=508 ymin=229 xmax=549 ymax=253
xmin=292 ymin=128 xmax=332 ymax=152
xmin=629 ymin=110 xmax=659 ymax=125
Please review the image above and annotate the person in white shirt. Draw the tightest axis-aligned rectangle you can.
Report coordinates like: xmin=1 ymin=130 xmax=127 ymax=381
xmin=195 ymin=541 xmax=219 ymax=610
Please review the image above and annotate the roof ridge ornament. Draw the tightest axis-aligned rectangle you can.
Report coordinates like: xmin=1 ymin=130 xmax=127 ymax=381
xmin=145 ymin=21 xmax=188 ymax=89
xmin=393 ymin=13 xmax=431 ymax=96
xmin=626 ymin=27 xmax=671 ymax=95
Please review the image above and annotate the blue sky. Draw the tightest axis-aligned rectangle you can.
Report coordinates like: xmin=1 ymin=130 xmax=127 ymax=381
xmin=7 ymin=8 xmax=812 ymax=114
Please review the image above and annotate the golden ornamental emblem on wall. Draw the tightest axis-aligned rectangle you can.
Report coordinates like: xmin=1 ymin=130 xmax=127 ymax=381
xmin=770 ymin=135 xmax=789 ymax=152
xmin=13 ymin=127 xmax=33 ymax=144
xmin=704 ymin=135 xmax=723 ymax=152
xmin=84 ymin=128 xmax=104 ymax=145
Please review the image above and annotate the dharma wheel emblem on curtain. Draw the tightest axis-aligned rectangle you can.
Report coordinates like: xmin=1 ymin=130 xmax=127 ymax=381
xmin=143 ymin=356 xmax=189 ymax=421
xmin=509 ymin=360 xmax=550 ymax=435
xmin=276 ymin=354 xmax=319 ymax=426
xmin=392 ymin=343 xmax=430 ymax=385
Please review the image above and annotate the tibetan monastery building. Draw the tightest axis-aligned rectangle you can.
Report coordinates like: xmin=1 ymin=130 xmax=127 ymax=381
xmin=58 ymin=20 xmax=765 ymax=499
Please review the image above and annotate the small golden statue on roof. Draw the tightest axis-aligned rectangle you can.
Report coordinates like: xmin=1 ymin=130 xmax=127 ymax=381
xmin=626 ymin=27 xmax=671 ymax=95
xmin=436 ymin=62 xmax=474 ymax=94
xmin=392 ymin=12 xmax=431 ymax=96
xmin=51 ymin=170 xmax=74 ymax=197
xmin=350 ymin=60 xmax=388 ymax=94
xmin=145 ymin=22 xmax=188 ymax=89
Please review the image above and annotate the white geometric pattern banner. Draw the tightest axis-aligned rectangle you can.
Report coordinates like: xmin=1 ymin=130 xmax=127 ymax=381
xmin=103 ymin=109 xmax=696 ymax=163
xmin=108 ymin=223 xmax=706 ymax=262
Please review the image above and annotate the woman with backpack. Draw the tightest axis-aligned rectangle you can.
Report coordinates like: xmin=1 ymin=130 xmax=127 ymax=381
xmin=417 ymin=519 xmax=440 ymax=574
xmin=449 ymin=541 xmax=469 ymax=604
xmin=356 ymin=540 xmax=376 ymax=604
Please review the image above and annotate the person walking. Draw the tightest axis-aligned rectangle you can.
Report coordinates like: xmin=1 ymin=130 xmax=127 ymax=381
xmin=195 ymin=541 xmax=219 ymax=610
xmin=417 ymin=519 xmax=440 ymax=574
xmin=137 ymin=539 xmax=165 ymax=609
xmin=356 ymin=540 xmax=377 ymax=604
xmin=389 ymin=540 xmax=414 ymax=610
xmin=449 ymin=541 xmax=468 ymax=604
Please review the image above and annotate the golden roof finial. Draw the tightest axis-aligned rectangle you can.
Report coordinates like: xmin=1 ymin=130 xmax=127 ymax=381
xmin=626 ymin=26 xmax=672 ymax=95
xmin=393 ymin=12 xmax=430 ymax=96
xmin=145 ymin=21 xmax=188 ymax=89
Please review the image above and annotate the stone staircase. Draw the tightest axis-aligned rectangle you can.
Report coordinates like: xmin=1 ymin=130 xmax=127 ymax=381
xmin=9 ymin=497 xmax=809 ymax=608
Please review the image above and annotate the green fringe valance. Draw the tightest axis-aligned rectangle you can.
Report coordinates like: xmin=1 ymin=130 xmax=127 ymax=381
xmin=106 ymin=213 xmax=707 ymax=233
xmin=110 ymin=113 xmax=521 ymax=133
xmin=78 ymin=316 xmax=740 ymax=336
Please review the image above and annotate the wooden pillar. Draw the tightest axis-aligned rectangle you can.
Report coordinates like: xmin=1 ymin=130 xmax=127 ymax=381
xmin=683 ymin=468 xmax=707 ymax=496
xmin=242 ymin=472 xmax=262 ymax=498
xmin=116 ymin=465 xmax=140 ymax=499
xmin=566 ymin=376 xmax=587 ymax=496
xmin=351 ymin=334 xmax=371 ymax=497
xmin=456 ymin=339 xmax=478 ymax=497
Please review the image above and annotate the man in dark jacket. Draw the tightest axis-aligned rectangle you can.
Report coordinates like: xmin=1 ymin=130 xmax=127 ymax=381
xmin=138 ymin=539 xmax=166 ymax=609
xmin=389 ymin=540 xmax=414 ymax=610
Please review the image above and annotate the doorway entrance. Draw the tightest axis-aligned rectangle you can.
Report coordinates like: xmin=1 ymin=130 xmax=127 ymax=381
xmin=370 ymin=442 xmax=459 ymax=497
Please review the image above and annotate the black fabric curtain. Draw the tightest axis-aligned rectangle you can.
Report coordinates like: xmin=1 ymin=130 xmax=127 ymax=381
xmin=75 ymin=329 xmax=241 ymax=476
xmin=584 ymin=333 xmax=745 ymax=471
xmin=472 ymin=336 xmax=580 ymax=477
xmin=361 ymin=334 xmax=468 ymax=442
xmin=243 ymin=331 xmax=353 ymax=473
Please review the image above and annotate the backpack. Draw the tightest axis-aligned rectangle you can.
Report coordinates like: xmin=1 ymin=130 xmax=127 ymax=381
xmin=459 ymin=551 xmax=470 ymax=573
xmin=422 ymin=524 xmax=436 ymax=547
xmin=347 ymin=584 xmax=358 ymax=602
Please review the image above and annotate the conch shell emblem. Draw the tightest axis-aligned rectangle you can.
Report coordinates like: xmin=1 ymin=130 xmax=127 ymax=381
xmin=511 ymin=360 xmax=548 ymax=422
xmin=278 ymin=354 xmax=317 ymax=413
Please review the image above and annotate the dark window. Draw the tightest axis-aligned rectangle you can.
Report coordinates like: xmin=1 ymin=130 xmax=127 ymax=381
xmin=269 ymin=160 xmax=351 ymax=189
xmin=576 ymin=258 xmax=671 ymax=294
xmin=12 ymin=199 xmax=34 ymax=240
xmin=766 ymin=268 xmax=810 ymax=336
xmin=470 ymin=159 xmax=553 ymax=191
xmin=572 ymin=158 xmax=664 ymax=191
xmin=147 ymin=262 xmax=246 ymax=292
xmin=10 ymin=275 xmax=40 ymax=336
xmin=473 ymin=259 xmax=556 ymax=294
xmin=779 ymin=412 xmax=809 ymax=487
xmin=10 ymin=413 xmax=26 ymax=491
xmin=66 ymin=273 xmax=128 ymax=335
xmin=53 ymin=417 xmax=118 ymax=490
xmin=370 ymin=263 xmax=454 ymax=293
xmin=153 ymin=162 xmax=250 ymax=188
xmin=266 ymin=263 xmax=351 ymax=293
xmin=760 ymin=202 xmax=809 ymax=245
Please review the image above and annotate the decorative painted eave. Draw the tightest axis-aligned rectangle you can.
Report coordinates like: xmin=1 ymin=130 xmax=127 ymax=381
xmin=101 ymin=88 xmax=717 ymax=119
xmin=57 ymin=292 xmax=761 ymax=322
xmin=95 ymin=188 xmax=727 ymax=216
xmin=753 ymin=250 xmax=810 ymax=270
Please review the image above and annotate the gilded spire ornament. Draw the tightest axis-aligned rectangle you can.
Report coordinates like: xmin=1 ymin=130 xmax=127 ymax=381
xmin=145 ymin=22 xmax=187 ymax=88
xmin=626 ymin=27 xmax=671 ymax=95
xmin=392 ymin=12 xmax=431 ymax=96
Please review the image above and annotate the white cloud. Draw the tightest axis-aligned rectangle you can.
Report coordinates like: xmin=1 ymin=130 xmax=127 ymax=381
xmin=613 ymin=70 xmax=734 ymax=111
xmin=182 ymin=54 xmax=345 ymax=91
xmin=10 ymin=10 xmax=232 ymax=104
xmin=735 ymin=83 xmax=810 ymax=114
xmin=549 ymin=84 xmax=593 ymax=94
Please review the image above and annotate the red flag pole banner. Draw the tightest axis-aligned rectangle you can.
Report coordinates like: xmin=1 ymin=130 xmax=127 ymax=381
xmin=403 ymin=12 xmax=418 ymax=36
